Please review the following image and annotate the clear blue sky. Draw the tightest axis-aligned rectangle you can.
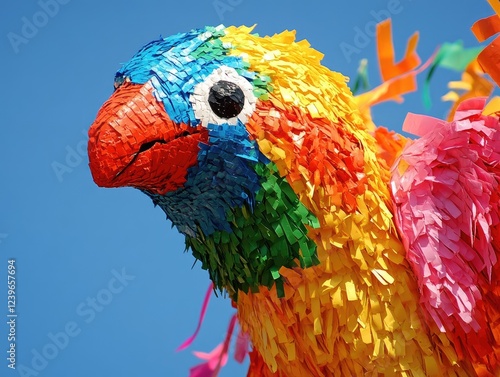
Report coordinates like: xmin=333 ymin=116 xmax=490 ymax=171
xmin=0 ymin=1 xmax=494 ymax=376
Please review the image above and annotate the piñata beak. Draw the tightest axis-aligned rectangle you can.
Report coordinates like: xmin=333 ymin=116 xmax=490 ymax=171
xmin=88 ymin=81 xmax=208 ymax=195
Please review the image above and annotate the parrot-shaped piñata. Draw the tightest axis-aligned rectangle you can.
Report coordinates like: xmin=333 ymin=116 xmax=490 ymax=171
xmin=88 ymin=24 xmax=500 ymax=376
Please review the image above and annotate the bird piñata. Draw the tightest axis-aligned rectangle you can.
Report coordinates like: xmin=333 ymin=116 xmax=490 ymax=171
xmin=88 ymin=15 xmax=500 ymax=377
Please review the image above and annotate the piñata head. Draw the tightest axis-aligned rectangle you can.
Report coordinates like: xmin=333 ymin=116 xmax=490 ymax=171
xmin=88 ymin=25 xmax=367 ymax=296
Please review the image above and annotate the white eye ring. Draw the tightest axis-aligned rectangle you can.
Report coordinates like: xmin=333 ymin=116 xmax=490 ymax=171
xmin=190 ymin=66 xmax=256 ymax=127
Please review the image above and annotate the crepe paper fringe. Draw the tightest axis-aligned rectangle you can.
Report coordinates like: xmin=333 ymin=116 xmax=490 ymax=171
xmin=87 ymin=80 xmax=210 ymax=194
xmin=350 ymin=59 xmax=370 ymax=96
xmin=373 ymin=127 xmax=409 ymax=171
xmin=355 ymin=19 xmax=426 ymax=132
xmin=188 ymin=315 xmax=238 ymax=377
xmin=233 ymin=329 xmax=250 ymax=364
xmin=392 ymin=97 xmax=500 ymax=371
xmin=441 ymin=59 xmax=494 ymax=122
xmin=177 ymin=283 xmax=214 ymax=351
xmin=472 ymin=2 xmax=500 ymax=87
xmin=377 ymin=19 xmax=420 ymax=85
xmin=422 ymin=41 xmax=483 ymax=110
xmin=145 ymin=121 xmax=267 ymax=238
xmin=185 ymin=161 xmax=319 ymax=299
xmin=178 ymin=284 xmax=250 ymax=377
xmin=115 ymin=25 xmax=270 ymax=128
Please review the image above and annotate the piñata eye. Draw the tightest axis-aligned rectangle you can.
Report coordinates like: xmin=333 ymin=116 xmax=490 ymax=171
xmin=190 ymin=66 xmax=256 ymax=127
xmin=208 ymin=80 xmax=245 ymax=119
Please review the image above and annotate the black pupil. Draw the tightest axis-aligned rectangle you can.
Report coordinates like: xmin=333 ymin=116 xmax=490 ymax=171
xmin=208 ymin=80 xmax=245 ymax=119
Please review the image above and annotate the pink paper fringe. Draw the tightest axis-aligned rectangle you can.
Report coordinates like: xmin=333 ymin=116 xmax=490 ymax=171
xmin=392 ymin=97 xmax=500 ymax=333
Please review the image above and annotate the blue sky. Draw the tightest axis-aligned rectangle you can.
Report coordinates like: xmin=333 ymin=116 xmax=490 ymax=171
xmin=0 ymin=1 xmax=495 ymax=376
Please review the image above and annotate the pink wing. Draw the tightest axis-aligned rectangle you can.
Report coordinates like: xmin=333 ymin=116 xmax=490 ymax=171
xmin=391 ymin=97 xmax=500 ymax=373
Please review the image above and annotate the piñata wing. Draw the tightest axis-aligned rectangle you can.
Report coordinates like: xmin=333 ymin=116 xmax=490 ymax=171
xmin=390 ymin=97 xmax=500 ymax=374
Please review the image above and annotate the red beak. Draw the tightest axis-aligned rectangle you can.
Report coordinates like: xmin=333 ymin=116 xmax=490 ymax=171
xmin=88 ymin=81 xmax=208 ymax=195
